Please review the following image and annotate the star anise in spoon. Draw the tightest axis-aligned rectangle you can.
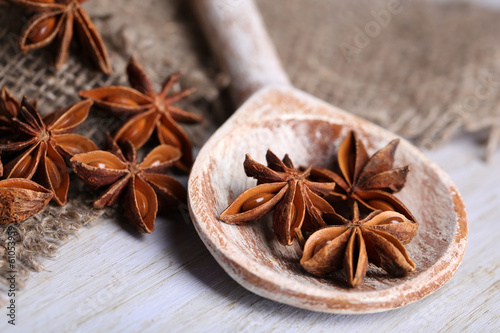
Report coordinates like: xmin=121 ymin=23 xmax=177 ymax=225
xmin=312 ymin=131 xmax=416 ymax=221
xmin=0 ymin=97 xmax=96 ymax=205
xmin=79 ymin=57 xmax=202 ymax=172
xmin=300 ymin=202 xmax=417 ymax=287
xmin=220 ymin=150 xmax=336 ymax=246
xmin=11 ymin=0 xmax=112 ymax=74
xmin=70 ymin=138 xmax=187 ymax=233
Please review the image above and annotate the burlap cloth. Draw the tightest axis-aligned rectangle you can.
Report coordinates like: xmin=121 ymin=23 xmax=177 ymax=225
xmin=0 ymin=0 xmax=499 ymax=303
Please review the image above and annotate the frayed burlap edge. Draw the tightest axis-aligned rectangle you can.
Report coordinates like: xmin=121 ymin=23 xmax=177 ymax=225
xmin=0 ymin=202 xmax=109 ymax=306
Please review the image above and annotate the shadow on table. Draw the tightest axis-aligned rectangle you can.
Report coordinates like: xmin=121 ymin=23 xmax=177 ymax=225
xmin=164 ymin=215 xmax=374 ymax=321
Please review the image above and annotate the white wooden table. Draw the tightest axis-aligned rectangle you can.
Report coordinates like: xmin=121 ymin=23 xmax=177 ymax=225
xmin=0 ymin=133 xmax=497 ymax=332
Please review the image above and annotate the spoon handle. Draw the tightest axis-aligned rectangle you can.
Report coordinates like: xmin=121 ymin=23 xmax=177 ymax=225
xmin=191 ymin=0 xmax=290 ymax=106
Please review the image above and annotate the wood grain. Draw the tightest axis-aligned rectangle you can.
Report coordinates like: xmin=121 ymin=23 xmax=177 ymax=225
xmin=0 ymin=134 xmax=497 ymax=331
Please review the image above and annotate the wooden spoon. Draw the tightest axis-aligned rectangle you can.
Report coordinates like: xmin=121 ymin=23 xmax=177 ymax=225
xmin=188 ymin=0 xmax=467 ymax=313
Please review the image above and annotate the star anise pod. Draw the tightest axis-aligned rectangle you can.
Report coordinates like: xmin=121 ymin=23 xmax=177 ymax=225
xmin=0 ymin=97 xmax=97 ymax=205
xmin=0 ymin=178 xmax=53 ymax=223
xmin=12 ymin=0 xmax=112 ymax=74
xmin=79 ymin=57 xmax=202 ymax=172
xmin=220 ymin=150 xmax=337 ymax=246
xmin=312 ymin=131 xmax=416 ymax=221
xmin=70 ymin=138 xmax=187 ymax=233
xmin=0 ymin=86 xmax=20 ymax=124
xmin=1 ymin=86 xmax=40 ymax=142
xmin=1 ymin=87 xmax=21 ymax=140
xmin=300 ymin=202 xmax=417 ymax=287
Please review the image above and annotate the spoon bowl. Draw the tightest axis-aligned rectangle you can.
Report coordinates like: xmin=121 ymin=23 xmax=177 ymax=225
xmin=189 ymin=85 xmax=467 ymax=313
xmin=188 ymin=0 xmax=467 ymax=313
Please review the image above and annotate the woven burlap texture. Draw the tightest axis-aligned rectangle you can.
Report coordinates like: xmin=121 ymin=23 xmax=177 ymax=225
xmin=258 ymin=0 xmax=500 ymax=160
xmin=0 ymin=0 xmax=224 ymax=305
xmin=1 ymin=0 xmax=499 ymax=304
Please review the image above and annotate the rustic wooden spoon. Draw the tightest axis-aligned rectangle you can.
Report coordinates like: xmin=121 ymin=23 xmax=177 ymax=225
xmin=188 ymin=0 xmax=467 ymax=313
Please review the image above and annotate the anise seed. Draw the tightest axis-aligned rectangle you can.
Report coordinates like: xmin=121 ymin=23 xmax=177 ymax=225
xmin=11 ymin=155 xmax=35 ymax=178
xmin=241 ymin=193 xmax=274 ymax=211
xmin=368 ymin=199 xmax=395 ymax=211
xmin=382 ymin=216 xmax=405 ymax=224
xmin=52 ymin=114 xmax=75 ymax=129
xmin=119 ymin=118 xmax=146 ymax=144
xmin=46 ymin=157 xmax=62 ymax=189
xmin=104 ymin=95 xmax=139 ymax=106
xmin=28 ymin=17 xmax=57 ymax=43
xmin=158 ymin=125 xmax=181 ymax=148
xmin=136 ymin=190 xmax=149 ymax=218
xmin=313 ymin=238 xmax=331 ymax=255
xmin=60 ymin=145 xmax=81 ymax=155
xmin=88 ymin=159 xmax=115 ymax=169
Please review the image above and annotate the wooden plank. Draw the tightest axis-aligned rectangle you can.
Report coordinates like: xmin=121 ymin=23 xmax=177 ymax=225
xmin=0 ymin=135 xmax=498 ymax=332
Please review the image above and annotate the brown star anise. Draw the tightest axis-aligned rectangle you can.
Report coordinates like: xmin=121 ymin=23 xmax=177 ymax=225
xmin=79 ymin=57 xmax=202 ymax=172
xmin=0 ymin=178 xmax=53 ymax=223
xmin=70 ymin=138 xmax=187 ymax=233
xmin=1 ymin=87 xmax=25 ymax=140
xmin=0 ymin=97 xmax=96 ymax=205
xmin=1 ymin=87 xmax=41 ymax=142
xmin=312 ymin=131 xmax=416 ymax=221
xmin=12 ymin=0 xmax=112 ymax=74
xmin=220 ymin=150 xmax=336 ymax=246
xmin=300 ymin=202 xmax=417 ymax=287
xmin=0 ymin=86 xmax=19 ymax=125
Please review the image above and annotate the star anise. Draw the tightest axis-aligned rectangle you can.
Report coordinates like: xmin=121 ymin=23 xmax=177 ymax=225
xmin=1 ymin=87 xmax=22 ymax=140
xmin=79 ymin=57 xmax=202 ymax=172
xmin=11 ymin=0 xmax=112 ymax=74
xmin=220 ymin=150 xmax=336 ymax=246
xmin=312 ymin=131 xmax=416 ymax=221
xmin=1 ymin=86 xmax=41 ymax=142
xmin=0 ymin=86 xmax=20 ymax=123
xmin=300 ymin=202 xmax=417 ymax=287
xmin=70 ymin=138 xmax=187 ymax=233
xmin=0 ymin=97 xmax=97 ymax=205
xmin=0 ymin=178 xmax=53 ymax=223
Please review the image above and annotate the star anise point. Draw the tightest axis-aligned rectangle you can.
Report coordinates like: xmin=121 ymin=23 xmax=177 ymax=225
xmin=221 ymin=150 xmax=336 ymax=245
